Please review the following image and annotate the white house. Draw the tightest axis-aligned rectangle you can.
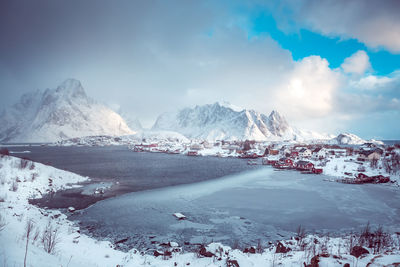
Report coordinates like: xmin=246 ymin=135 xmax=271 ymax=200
xmin=312 ymin=147 xmax=327 ymax=159
xmin=298 ymin=147 xmax=312 ymax=158
xmin=329 ymin=149 xmax=347 ymax=157
xmin=358 ymin=150 xmax=382 ymax=161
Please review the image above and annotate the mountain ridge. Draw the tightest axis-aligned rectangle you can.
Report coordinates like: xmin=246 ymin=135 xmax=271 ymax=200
xmin=152 ymin=102 xmax=331 ymax=141
xmin=0 ymin=79 xmax=134 ymax=142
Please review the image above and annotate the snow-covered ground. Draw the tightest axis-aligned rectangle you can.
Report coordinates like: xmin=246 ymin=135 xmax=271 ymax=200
xmin=1 ymin=154 xmax=400 ymax=266
xmin=309 ymin=153 xmax=400 ymax=185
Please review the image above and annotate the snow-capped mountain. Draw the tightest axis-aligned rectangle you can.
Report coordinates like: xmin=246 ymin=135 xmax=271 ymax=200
xmin=152 ymin=102 xmax=330 ymax=141
xmin=328 ymin=133 xmax=383 ymax=145
xmin=330 ymin=133 xmax=366 ymax=145
xmin=0 ymin=79 xmax=134 ymax=142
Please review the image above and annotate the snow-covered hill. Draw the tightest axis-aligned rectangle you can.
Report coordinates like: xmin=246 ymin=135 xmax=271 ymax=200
xmin=0 ymin=79 xmax=134 ymax=143
xmin=329 ymin=133 xmax=366 ymax=145
xmin=329 ymin=133 xmax=384 ymax=145
xmin=152 ymin=102 xmax=331 ymax=141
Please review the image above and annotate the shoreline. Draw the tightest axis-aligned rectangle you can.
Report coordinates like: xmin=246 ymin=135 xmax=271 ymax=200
xmin=2 ymin=154 xmax=400 ymax=266
xmin=25 ymin=149 xmax=262 ymax=210
xmin=67 ymin=165 xmax=400 ymax=252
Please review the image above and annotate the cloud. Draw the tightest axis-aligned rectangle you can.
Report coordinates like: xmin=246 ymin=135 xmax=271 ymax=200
xmin=272 ymin=53 xmax=400 ymax=134
xmin=335 ymin=70 xmax=400 ymax=116
xmin=270 ymin=0 xmax=400 ymax=53
xmin=0 ymin=0 xmax=399 ymax=138
xmin=350 ymin=75 xmax=394 ymax=90
xmin=341 ymin=50 xmax=371 ymax=75
xmin=276 ymin=56 xmax=341 ymax=119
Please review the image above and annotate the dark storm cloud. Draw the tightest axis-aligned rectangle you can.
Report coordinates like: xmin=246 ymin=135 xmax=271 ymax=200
xmin=0 ymin=0 xmax=293 ymax=126
xmin=0 ymin=0 xmax=223 ymax=117
xmin=0 ymin=0 xmax=218 ymax=77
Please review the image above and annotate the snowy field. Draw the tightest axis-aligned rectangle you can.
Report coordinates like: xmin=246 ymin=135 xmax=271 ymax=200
xmin=1 ymin=154 xmax=400 ymax=266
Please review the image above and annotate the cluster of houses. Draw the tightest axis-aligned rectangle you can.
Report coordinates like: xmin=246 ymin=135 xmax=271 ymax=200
xmin=264 ymin=143 xmax=387 ymax=162
xmin=262 ymin=142 xmax=396 ymax=183
xmin=263 ymin=157 xmax=322 ymax=174
xmin=130 ymin=139 xmax=390 ymax=163
xmin=129 ymin=139 xmax=398 ymax=183
xmin=339 ymin=173 xmax=390 ymax=184
xmin=261 ymin=146 xmax=321 ymax=174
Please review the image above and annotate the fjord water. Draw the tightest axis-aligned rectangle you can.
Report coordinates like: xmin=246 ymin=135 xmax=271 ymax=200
xmin=72 ymin=167 xmax=400 ymax=250
xmin=6 ymin=146 xmax=259 ymax=190
xmin=7 ymin=145 xmax=261 ymax=208
xmin=6 ymin=145 xmax=400 ymax=250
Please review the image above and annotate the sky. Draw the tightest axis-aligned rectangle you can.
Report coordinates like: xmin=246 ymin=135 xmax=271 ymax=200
xmin=0 ymin=0 xmax=399 ymax=139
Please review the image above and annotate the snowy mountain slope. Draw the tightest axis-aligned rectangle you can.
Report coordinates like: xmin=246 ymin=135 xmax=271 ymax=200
xmin=117 ymin=110 xmax=143 ymax=132
xmin=0 ymin=79 xmax=134 ymax=142
xmin=133 ymin=130 xmax=190 ymax=143
xmin=329 ymin=133 xmax=366 ymax=145
xmin=329 ymin=132 xmax=384 ymax=145
xmin=152 ymin=102 xmax=330 ymax=141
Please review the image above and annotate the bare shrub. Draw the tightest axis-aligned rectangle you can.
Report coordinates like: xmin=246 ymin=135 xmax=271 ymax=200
xmin=20 ymin=158 xmax=29 ymax=169
xmin=24 ymin=219 xmax=35 ymax=267
xmin=256 ymin=239 xmax=263 ymax=253
xmin=296 ymin=225 xmax=307 ymax=250
xmin=348 ymin=231 xmax=356 ymax=254
xmin=41 ymin=221 xmax=60 ymax=254
xmin=0 ymin=213 xmax=6 ymax=232
xmin=32 ymin=227 xmax=40 ymax=244
xmin=31 ymin=173 xmax=38 ymax=182
xmin=29 ymin=162 xmax=35 ymax=170
xmin=10 ymin=180 xmax=18 ymax=192
xmin=358 ymin=222 xmax=372 ymax=247
xmin=356 ymin=223 xmax=393 ymax=254
xmin=372 ymin=226 xmax=392 ymax=254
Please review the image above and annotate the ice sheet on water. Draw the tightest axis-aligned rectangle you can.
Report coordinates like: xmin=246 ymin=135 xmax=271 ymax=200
xmin=73 ymin=167 xmax=400 ymax=250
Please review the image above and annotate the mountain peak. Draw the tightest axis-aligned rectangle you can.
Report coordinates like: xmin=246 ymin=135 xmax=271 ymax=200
xmin=220 ymin=101 xmax=243 ymax=112
xmin=269 ymin=110 xmax=282 ymax=119
xmin=56 ymin=78 xmax=86 ymax=98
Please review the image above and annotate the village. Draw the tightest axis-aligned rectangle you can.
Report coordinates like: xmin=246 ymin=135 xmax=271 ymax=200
xmin=55 ymin=134 xmax=400 ymax=185
xmin=129 ymin=138 xmax=400 ymax=185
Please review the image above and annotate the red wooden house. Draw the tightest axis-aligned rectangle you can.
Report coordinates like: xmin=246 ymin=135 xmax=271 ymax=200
xmin=295 ymin=160 xmax=314 ymax=171
xmin=274 ymin=157 xmax=294 ymax=168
